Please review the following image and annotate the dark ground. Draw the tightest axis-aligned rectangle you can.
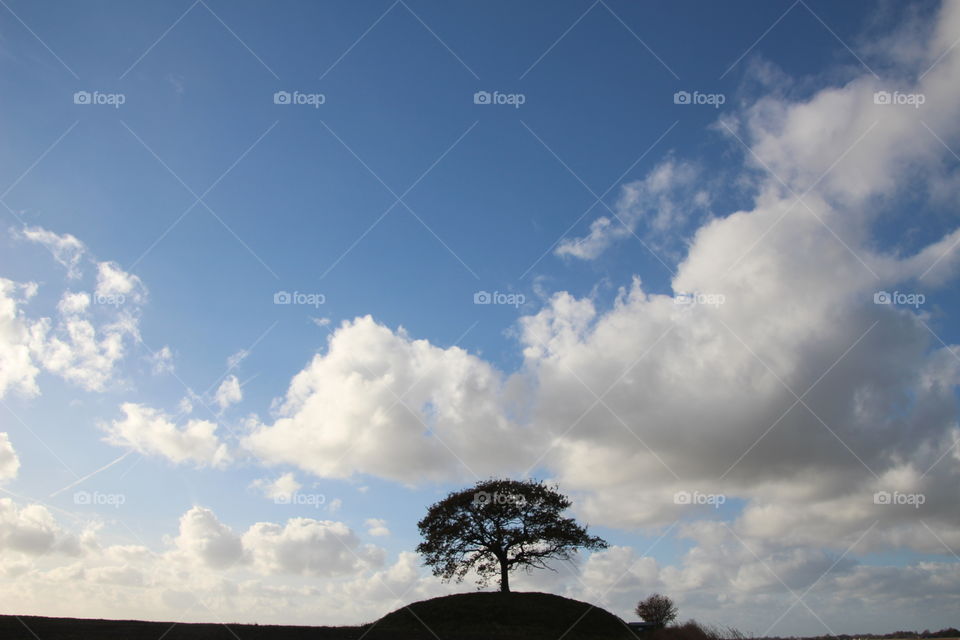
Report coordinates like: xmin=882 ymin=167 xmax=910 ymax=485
xmin=1 ymin=591 xmax=643 ymax=640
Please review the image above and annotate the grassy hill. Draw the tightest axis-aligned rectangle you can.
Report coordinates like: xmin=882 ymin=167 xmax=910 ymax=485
xmin=0 ymin=592 xmax=640 ymax=639
xmin=367 ymin=591 xmax=640 ymax=639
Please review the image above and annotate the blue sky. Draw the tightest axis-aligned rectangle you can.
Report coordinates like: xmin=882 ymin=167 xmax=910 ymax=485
xmin=1 ymin=0 xmax=959 ymax=635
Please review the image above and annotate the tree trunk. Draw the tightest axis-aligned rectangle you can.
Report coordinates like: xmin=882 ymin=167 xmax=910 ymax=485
xmin=499 ymin=559 xmax=510 ymax=593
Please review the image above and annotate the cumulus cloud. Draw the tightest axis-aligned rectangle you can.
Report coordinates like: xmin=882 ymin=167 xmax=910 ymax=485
xmin=520 ymin=0 xmax=960 ymax=554
xmin=173 ymin=506 xmax=245 ymax=570
xmin=102 ymin=403 xmax=230 ymax=467
xmin=95 ymin=261 xmax=145 ymax=305
xmin=28 ymin=301 xmax=140 ymax=392
xmin=244 ymin=315 xmax=536 ymax=484
xmin=1 ymin=228 xmax=151 ymax=395
xmin=556 ymin=159 xmax=710 ymax=260
xmin=214 ymin=375 xmax=242 ymax=411
xmin=172 ymin=506 xmax=386 ymax=578
xmin=149 ymin=345 xmax=174 ymax=375
xmin=242 ymin=517 xmax=384 ymax=577
xmin=250 ymin=472 xmax=301 ymax=502
xmin=0 ymin=433 xmax=20 ymax=481
xmin=57 ymin=291 xmax=90 ymax=315
xmin=365 ymin=518 xmax=390 ymax=537
xmin=0 ymin=498 xmax=82 ymax=557
xmin=0 ymin=279 xmax=40 ymax=398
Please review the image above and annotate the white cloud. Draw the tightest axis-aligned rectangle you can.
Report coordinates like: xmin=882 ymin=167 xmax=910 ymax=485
xmin=0 ymin=498 xmax=82 ymax=557
xmin=150 ymin=345 xmax=174 ymax=375
xmin=102 ymin=403 xmax=230 ymax=468
xmin=0 ymin=498 xmax=410 ymax=625
xmin=177 ymin=395 xmax=193 ymax=414
xmin=95 ymin=261 xmax=145 ymax=305
xmin=1 ymin=229 xmax=151 ymax=395
xmin=522 ymin=0 xmax=960 ymax=549
xmin=28 ymin=313 xmax=134 ymax=392
xmin=250 ymin=472 xmax=301 ymax=502
xmin=173 ymin=506 xmax=245 ymax=570
xmin=0 ymin=433 xmax=20 ymax=481
xmin=57 ymin=291 xmax=90 ymax=315
xmin=19 ymin=227 xmax=85 ymax=279
xmin=0 ymin=279 xmax=40 ymax=398
xmin=214 ymin=375 xmax=242 ymax=411
xmin=242 ymin=517 xmax=383 ymax=577
xmin=364 ymin=518 xmax=390 ymax=537
xmin=556 ymin=159 xmax=709 ymax=260
xmin=27 ymin=283 xmax=145 ymax=392
xmin=171 ymin=507 xmax=386 ymax=580
xmin=244 ymin=315 xmax=535 ymax=484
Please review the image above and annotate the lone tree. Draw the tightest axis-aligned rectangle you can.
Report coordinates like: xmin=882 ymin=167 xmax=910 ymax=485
xmin=416 ymin=478 xmax=607 ymax=593
xmin=635 ymin=593 xmax=678 ymax=628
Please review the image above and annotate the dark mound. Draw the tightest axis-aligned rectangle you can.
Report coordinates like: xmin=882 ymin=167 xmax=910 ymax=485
xmin=0 ymin=615 xmax=364 ymax=639
xmin=364 ymin=591 xmax=640 ymax=640
xmin=0 ymin=592 xmax=640 ymax=639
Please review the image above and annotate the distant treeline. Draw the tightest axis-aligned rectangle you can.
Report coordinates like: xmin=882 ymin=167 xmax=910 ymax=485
xmin=754 ymin=629 xmax=960 ymax=640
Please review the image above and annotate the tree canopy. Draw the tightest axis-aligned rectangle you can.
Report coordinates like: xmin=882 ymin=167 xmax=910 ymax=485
xmin=416 ymin=478 xmax=607 ymax=592
xmin=635 ymin=593 xmax=678 ymax=627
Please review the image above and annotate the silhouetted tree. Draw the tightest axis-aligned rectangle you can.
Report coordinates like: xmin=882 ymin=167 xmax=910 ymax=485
xmin=635 ymin=593 xmax=678 ymax=627
xmin=416 ymin=478 xmax=607 ymax=593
